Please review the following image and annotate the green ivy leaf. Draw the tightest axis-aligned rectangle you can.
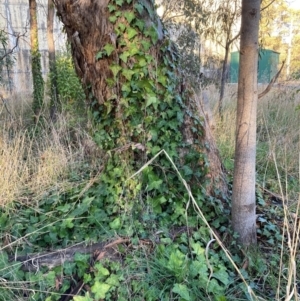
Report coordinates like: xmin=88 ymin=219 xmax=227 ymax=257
xmin=94 ymin=262 xmax=110 ymax=278
xmin=107 ymin=4 xmax=116 ymax=12
xmin=109 ymin=217 xmax=121 ymax=229
xmin=104 ymin=44 xmax=115 ymax=56
xmin=145 ymin=26 xmax=158 ymax=44
xmin=134 ymin=19 xmax=145 ymax=31
xmin=124 ymin=11 xmax=135 ymax=24
xmin=91 ymin=281 xmax=111 ymax=299
xmin=110 ymin=64 xmax=122 ymax=78
xmin=127 ymin=27 xmax=138 ymax=40
xmin=122 ymin=69 xmax=135 ymax=80
xmin=73 ymin=293 xmax=93 ymax=301
xmin=146 ymin=95 xmax=158 ymax=109
xmin=95 ymin=51 xmax=104 ymax=60
xmin=120 ymin=52 xmax=130 ymax=63
xmin=115 ymin=0 xmax=124 ymax=6
xmin=128 ymin=44 xmax=140 ymax=56
xmin=109 ymin=15 xmax=117 ymax=23
xmin=172 ymin=283 xmax=191 ymax=301
xmin=134 ymin=3 xmax=143 ymax=14
xmin=117 ymin=22 xmax=126 ymax=32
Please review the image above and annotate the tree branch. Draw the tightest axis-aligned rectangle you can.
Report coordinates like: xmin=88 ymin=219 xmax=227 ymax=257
xmin=0 ymin=31 xmax=26 ymax=61
xmin=261 ymin=0 xmax=276 ymax=12
xmin=258 ymin=60 xmax=285 ymax=99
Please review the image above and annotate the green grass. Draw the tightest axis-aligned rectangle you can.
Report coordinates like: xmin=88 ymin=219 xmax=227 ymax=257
xmin=0 ymin=83 xmax=299 ymax=301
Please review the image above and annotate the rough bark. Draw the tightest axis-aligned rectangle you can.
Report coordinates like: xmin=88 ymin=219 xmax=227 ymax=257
xmin=52 ymin=0 xmax=227 ymax=196
xmin=231 ymin=0 xmax=261 ymax=245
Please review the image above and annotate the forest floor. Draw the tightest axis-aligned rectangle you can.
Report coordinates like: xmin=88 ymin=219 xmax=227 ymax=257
xmin=0 ymin=84 xmax=299 ymax=301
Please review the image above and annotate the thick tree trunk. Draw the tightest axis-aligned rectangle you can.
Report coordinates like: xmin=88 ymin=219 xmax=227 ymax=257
xmin=29 ymin=0 xmax=44 ymax=122
xmin=231 ymin=0 xmax=260 ymax=245
xmin=53 ymin=0 xmax=226 ymax=196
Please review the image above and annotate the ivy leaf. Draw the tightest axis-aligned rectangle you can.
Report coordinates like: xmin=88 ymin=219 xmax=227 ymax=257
xmin=137 ymin=56 xmax=147 ymax=67
xmin=94 ymin=262 xmax=110 ymax=278
xmin=146 ymin=95 xmax=158 ymax=109
xmin=109 ymin=15 xmax=117 ymax=23
xmin=145 ymin=26 xmax=158 ymax=44
xmin=73 ymin=293 xmax=93 ymax=301
xmin=110 ymin=64 xmax=122 ymax=78
xmin=141 ymin=40 xmax=151 ymax=51
xmin=172 ymin=283 xmax=191 ymax=301
xmin=95 ymin=51 xmax=104 ymax=60
xmin=147 ymin=179 xmax=163 ymax=191
xmin=103 ymin=44 xmax=115 ymax=56
xmin=122 ymin=69 xmax=135 ymax=80
xmin=91 ymin=282 xmax=111 ymax=299
xmin=115 ymin=0 xmax=124 ymax=6
xmin=134 ymin=19 xmax=145 ymax=31
xmin=128 ymin=44 xmax=140 ymax=56
xmin=120 ymin=52 xmax=130 ymax=63
xmin=124 ymin=11 xmax=135 ymax=24
xmin=107 ymin=4 xmax=116 ymax=12
xmin=117 ymin=22 xmax=126 ymax=33
xmin=127 ymin=27 xmax=138 ymax=40
xmin=134 ymin=3 xmax=143 ymax=14
xmin=109 ymin=217 xmax=121 ymax=229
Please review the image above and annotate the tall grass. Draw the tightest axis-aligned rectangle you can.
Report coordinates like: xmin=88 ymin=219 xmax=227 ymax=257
xmin=210 ymin=83 xmax=300 ymax=300
xmin=0 ymin=93 xmax=101 ymax=206
xmin=211 ymin=84 xmax=300 ymax=193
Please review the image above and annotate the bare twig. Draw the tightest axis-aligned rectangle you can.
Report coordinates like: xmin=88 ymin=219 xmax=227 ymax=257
xmin=0 ymin=93 xmax=13 ymax=118
xmin=258 ymin=60 xmax=285 ymax=100
xmin=261 ymin=0 xmax=276 ymax=12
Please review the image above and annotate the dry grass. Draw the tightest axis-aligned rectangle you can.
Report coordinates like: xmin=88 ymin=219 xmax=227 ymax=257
xmin=208 ymin=84 xmax=300 ymax=193
xmin=0 ymin=93 xmax=101 ymax=206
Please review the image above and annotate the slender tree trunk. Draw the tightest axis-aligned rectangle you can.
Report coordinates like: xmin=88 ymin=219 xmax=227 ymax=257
xmin=47 ymin=0 xmax=59 ymax=121
xmin=219 ymin=42 xmax=229 ymax=115
xmin=231 ymin=0 xmax=260 ymax=245
xmin=29 ymin=0 xmax=44 ymax=122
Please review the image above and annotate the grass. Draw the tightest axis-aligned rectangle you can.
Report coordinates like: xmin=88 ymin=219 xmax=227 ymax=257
xmin=0 ymin=84 xmax=299 ymax=300
xmin=209 ymin=83 xmax=300 ymax=300
xmin=0 ymin=93 xmax=101 ymax=206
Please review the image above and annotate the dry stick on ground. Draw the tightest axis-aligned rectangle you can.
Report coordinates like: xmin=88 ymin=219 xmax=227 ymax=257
xmin=258 ymin=60 xmax=285 ymax=100
xmin=9 ymin=238 xmax=130 ymax=272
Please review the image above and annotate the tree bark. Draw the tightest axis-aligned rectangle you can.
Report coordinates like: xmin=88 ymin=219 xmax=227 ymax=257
xmin=52 ymin=0 xmax=227 ymax=196
xmin=231 ymin=0 xmax=260 ymax=245
xmin=47 ymin=0 xmax=59 ymax=121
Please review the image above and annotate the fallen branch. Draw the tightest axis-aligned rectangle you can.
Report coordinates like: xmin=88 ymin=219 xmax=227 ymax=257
xmin=9 ymin=238 xmax=130 ymax=272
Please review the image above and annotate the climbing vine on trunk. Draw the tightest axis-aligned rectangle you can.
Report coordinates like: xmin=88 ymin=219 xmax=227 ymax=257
xmin=29 ymin=0 xmax=44 ymax=122
xmin=53 ymin=0 xmax=227 ymax=226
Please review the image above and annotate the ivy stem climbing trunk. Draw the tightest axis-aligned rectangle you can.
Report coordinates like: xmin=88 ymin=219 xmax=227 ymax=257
xmin=29 ymin=0 xmax=44 ymax=123
xmin=231 ymin=0 xmax=260 ymax=245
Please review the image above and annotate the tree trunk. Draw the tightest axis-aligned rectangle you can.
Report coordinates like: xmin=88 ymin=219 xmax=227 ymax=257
xmin=29 ymin=0 xmax=44 ymax=122
xmin=219 ymin=42 xmax=229 ymax=115
xmin=53 ymin=0 xmax=227 ymax=198
xmin=47 ymin=0 xmax=59 ymax=121
xmin=231 ymin=0 xmax=260 ymax=245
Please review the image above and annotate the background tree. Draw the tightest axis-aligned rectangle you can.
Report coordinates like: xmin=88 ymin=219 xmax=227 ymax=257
xmin=231 ymin=0 xmax=261 ymax=246
xmin=47 ymin=0 xmax=59 ymax=120
xmin=29 ymin=0 xmax=44 ymax=122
